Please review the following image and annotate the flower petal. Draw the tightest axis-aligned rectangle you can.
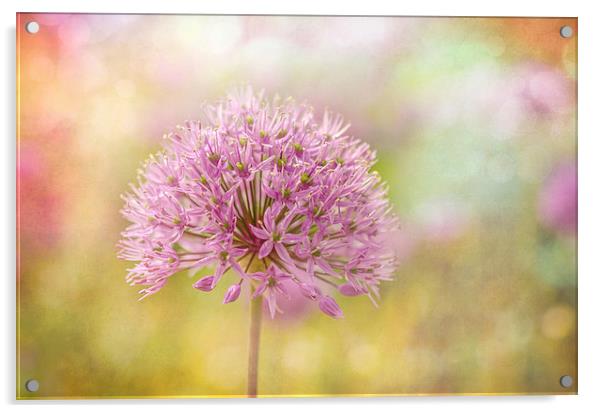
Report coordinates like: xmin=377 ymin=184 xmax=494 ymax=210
xmin=274 ymin=242 xmax=294 ymax=265
xmin=299 ymin=282 xmax=321 ymax=300
xmin=282 ymin=233 xmax=305 ymax=243
xmin=266 ymin=293 xmax=278 ymax=319
xmin=258 ymin=240 xmax=274 ymax=259
xmin=254 ymin=155 xmax=275 ymax=171
xmin=316 ymin=257 xmax=338 ymax=276
xmin=249 ymin=225 xmax=270 ymax=240
xmin=249 ymin=271 xmax=267 ymax=281
xmin=253 ymin=282 xmax=267 ymax=298
xmin=213 ymin=262 xmax=228 ymax=283
xmin=263 ymin=206 xmax=276 ymax=233
xmin=307 ymin=258 xmax=314 ymax=276
xmin=230 ymin=259 xmax=247 ymax=278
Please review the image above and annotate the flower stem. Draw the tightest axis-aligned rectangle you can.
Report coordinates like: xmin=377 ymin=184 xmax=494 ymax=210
xmin=247 ymin=291 xmax=262 ymax=398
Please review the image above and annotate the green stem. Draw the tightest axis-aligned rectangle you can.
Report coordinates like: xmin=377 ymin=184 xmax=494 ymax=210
xmin=247 ymin=291 xmax=262 ymax=398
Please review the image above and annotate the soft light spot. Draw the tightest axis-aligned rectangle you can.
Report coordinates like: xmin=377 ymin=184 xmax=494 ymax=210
xmin=541 ymin=304 xmax=575 ymax=339
xmin=348 ymin=342 xmax=379 ymax=375
xmin=114 ymin=79 xmax=136 ymax=99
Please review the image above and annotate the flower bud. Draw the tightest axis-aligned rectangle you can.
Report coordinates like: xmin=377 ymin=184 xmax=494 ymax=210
xmin=193 ymin=275 xmax=216 ymax=292
xmin=223 ymin=283 xmax=242 ymax=304
xmin=318 ymin=295 xmax=344 ymax=319
xmin=338 ymin=283 xmax=366 ymax=296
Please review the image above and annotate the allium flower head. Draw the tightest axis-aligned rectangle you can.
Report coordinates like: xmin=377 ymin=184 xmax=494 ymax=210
xmin=118 ymin=88 xmax=400 ymax=318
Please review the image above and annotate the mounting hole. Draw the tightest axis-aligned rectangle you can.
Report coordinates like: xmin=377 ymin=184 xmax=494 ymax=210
xmin=25 ymin=21 xmax=40 ymax=34
xmin=25 ymin=379 xmax=39 ymax=392
xmin=559 ymin=375 xmax=573 ymax=388
xmin=560 ymin=25 xmax=573 ymax=38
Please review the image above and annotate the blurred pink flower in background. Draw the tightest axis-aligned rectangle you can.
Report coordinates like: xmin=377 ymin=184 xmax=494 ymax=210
xmin=18 ymin=144 xmax=63 ymax=250
xmin=518 ymin=62 xmax=574 ymax=115
xmin=538 ymin=162 xmax=577 ymax=236
xmin=415 ymin=199 xmax=472 ymax=243
xmin=265 ymin=279 xmax=313 ymax=324
xmin=56 ymin=15 xmax=92 ymax=53
xmin=34 ymin=13 xmax=72 ymax=28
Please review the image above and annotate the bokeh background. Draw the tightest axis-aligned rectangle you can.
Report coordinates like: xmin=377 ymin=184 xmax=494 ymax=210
xmin=17 ymin=14 xmax=577 ymax=398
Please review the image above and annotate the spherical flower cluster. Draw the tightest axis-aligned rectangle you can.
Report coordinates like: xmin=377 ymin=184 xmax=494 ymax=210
xmin=118 ymin=88 xmax=399 ymax=318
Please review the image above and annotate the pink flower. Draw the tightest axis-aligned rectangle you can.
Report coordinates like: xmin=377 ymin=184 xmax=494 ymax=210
xmin=117 ymin=87 xmax=400 ymax=318
xmin=538 ymin=162 xmax=577 ymax=236
xmin=251 ymin=265 xmax=291 ymax=318
xmin=249 ymin=204 xmax=303 ymax=262
xmin=295 ymin=231 xmax=339 ymax=277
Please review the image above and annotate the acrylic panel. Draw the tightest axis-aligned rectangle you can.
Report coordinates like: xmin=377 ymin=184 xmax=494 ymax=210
xmin=16 ymin=14 xmax=577 ymax=399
